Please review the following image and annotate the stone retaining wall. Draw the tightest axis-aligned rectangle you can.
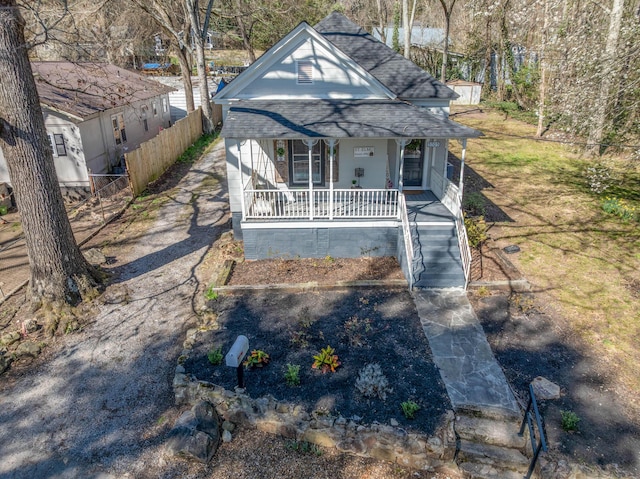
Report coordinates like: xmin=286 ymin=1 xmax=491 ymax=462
xmin=173 ymin=327 xmax=457 ymax=471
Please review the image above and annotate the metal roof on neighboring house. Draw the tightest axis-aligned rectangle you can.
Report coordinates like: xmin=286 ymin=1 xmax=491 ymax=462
xmin=220 ymin=99 xmax=482 ymax=139
xmin=314 ymin=12 xmax=457 ymax=100
xmin=32 ymin=62 xmax=176 ymax=120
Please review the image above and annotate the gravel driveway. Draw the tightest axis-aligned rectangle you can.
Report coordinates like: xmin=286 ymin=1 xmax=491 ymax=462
xmin=0 ymin=142 xmax=228 ymax=479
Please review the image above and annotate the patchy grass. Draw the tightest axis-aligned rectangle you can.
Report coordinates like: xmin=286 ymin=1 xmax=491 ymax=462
xmin=451 ymin=107 xmax=640 ymax=410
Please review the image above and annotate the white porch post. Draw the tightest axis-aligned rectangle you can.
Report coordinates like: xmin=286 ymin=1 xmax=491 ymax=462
xmin=304 ymin=139 xmax=318 ymax=220
xmin=237 ymin=140 xmax=246 ymax=221
xmin=326 ymin=139 xmax=338 ymax=220
xmin=458 ymin=138 xmax=467 ymax=203
xmin=395 ymin=138 xmax=410 ymax=193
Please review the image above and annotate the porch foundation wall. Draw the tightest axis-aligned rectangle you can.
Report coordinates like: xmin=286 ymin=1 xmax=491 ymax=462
xmin=241 ymin=225 xmax=399 ymax=260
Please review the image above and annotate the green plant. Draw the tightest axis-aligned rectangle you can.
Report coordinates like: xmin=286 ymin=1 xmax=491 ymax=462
xmin=463 ymin=192 xmax=486 ymax=216
xmin=560 ymin=410 xmax=580 ymax=431
xmin=475 ymin=286 xmax=490 ymax=298
xmin=312 ymin=345 xmax=341 ymax=373
xmin=352 ymin=179 xmax=357 ymax=185
xmin=343 ymin=314 xmax=372 ymax=347
xmin=284 ymin=363 xmax=301 ymax=386
xmin=243 ymin=349 xmax=270 ymax=368
xmin=510 ymin=292 xmax=535 ymax=314
xmin=355 ymin=363 xmax=392 ymax=400
xmin=276 ymin=147 xmax=285 ymax=156
xmin=285 ymin=440 xmax=323 ymax=456
xmin=204 ymin=285 xmax=218 ymax=301
xmin=464 ymin=214 xmax=488 ymax=248
xmin=401 ymin=400 xmax=420 ymax=419
xmin=207 ymin=346 xmax=223 ymax=365
xmin=602 ymin=196 xmax=637 ymax=222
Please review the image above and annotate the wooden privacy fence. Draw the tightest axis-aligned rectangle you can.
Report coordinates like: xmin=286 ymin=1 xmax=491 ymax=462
xmin=125 ymin=107 xmax=203 ymax=196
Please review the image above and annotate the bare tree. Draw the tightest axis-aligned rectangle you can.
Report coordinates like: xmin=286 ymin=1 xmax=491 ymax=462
xmin=185 ymin=0 xmax=214 ymax=133
xmin=0 ymin=0 xmax=99 ymax=305
xmin=134 ymin=0 xmax=196 ymax=113
xmin=436 ymin=0 xmax=457 ymax=81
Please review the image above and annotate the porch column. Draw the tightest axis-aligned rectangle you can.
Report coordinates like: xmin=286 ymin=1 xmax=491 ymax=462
xmin=303 ymin=139 xmax=318 ymax=220
xmin=395 ymin=138 xmax=410 ymax=193
xmin=458 ymin=138 xmax=467 ymax=203
xmin=326 ymin=139 xmax=338 ymax=220
xmin=237 ymin=140 xmax=247 ymax=221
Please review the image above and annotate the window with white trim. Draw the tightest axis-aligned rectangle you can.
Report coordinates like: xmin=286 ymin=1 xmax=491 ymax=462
xmin=112 ymin=113 xmax=127 ymax=145
xmin=48 ymin=133 xmax=67 ymax=157
xmin=142 ymin=106 xmax=149 ymax=132
xmin=288 ymin=140 xmax=324 ymax=185
xmin=296 ymin=61 xmax=313 ymax=84
xmin=162 ymin=97 xmax=168 ymax=113
xmin=152 ymin=101 xmax=158 ymax=116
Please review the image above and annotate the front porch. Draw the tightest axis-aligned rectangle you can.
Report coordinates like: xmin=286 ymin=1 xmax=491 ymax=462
xmin=243 ymin=187 xmax=399 ymax=220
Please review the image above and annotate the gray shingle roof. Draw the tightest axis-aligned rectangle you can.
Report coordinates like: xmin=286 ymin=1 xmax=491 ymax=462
xmin=314 ymin=12 xmax=456 ymax=100
xmin=221 ymin=100 xmax=481 ymax=139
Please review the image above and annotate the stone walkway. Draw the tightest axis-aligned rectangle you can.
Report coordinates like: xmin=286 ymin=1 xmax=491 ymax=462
xmin=413 ymin=289 xmax=521 ymax=419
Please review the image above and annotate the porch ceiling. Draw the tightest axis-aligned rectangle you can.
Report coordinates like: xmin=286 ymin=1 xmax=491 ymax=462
xmin=220 ymin=99 xmax=482 ymax=140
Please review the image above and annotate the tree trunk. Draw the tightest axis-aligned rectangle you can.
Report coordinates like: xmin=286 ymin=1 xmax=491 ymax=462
xmin=175 ymin=46 xmax=195 ymax=113
xmin=588 ymin=0 xmax=625 ymax=153
xmin=0 ymin=0 xmax=98 ymax=305
xmin=439 ymin=0 xmax=456 ymax=82
xmin=402 ymin=0 xmax=410 ymax=58
xmin=536 ymin=0 xmax=549 ymax=137
xmin=184 ymin=0 xmax=213 ymax=133
xmin=235 ymin=0 xmax=256 ymax=63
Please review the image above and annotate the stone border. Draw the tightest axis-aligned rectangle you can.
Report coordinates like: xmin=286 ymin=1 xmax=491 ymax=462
xmin=173 ymin=326 xmax=457 ymax=471
xmin=212 ymin=279 xmax=408 ymax=294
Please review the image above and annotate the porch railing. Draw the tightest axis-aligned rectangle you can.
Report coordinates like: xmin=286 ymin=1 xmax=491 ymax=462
xmin=243 ymin=188 xmax=399 ymax=220
xmin=398 ymin=194 xmax=415 ymax=290
xmin=455 ymin=212 xmax=472 ymax=285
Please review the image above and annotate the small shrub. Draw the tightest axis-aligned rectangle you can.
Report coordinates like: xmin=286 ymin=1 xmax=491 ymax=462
xmin=464 ymin=214 xmax=488 ymax=248
xmin=284 ymin=363 xmax=301 ymax=386
xmin=243 ymin=349 xmax=270 ymax=368
xmin=510 ymin=292 xmax=535 ymax=314
xmin=285 ymin=440 xmax=322 ymax=456
xmin=560 ymin=410 xmax=580 ymax=431
xmin=355 ymin=363 xmax=392 ymax=400
xmin=204 ymin=285 xmax=218 ymax=301
xmin=207 ymin=347 xmax=223 ymax=365
xmin=463 ymin=192 xmax=486 ymax=216
xmin=343 ymin=314 xmax=372 ymax=347
xmin=475 ymin=286 xmax=490 ymax=298
xmin=401 ymin=400 xmax=420 ymax=419
xmin=312 ymin=345 xmax=341 ymax=373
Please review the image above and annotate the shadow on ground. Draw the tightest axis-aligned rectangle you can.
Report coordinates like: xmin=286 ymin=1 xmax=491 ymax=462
xmin=473 ymin=293 xmax=640 ymax=475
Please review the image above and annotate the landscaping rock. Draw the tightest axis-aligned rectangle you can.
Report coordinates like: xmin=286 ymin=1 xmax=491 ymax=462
xmin=15 ymin=341 xmax=41 ymax=358
xmin=83 ymin=248 xmax=106 ymax=265
xmin=221 ymin=430 xmax=232 ymax=443
xmin=22 ymin=319 xmax=39 ymax=333
xmin=0 ymin=331 xmax=20 ymax=346
xmin=503 ymin=245 xmax=521 ymax=254
xmin=531 ymin=376 xmax=561 ymax=400
xmin=166 ymin=401 xmax=220 ymax=463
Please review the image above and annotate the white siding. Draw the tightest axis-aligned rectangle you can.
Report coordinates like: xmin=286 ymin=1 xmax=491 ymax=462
xmin=232 ymin=37 xmax=384 ymax=100
xmin=335 ymin=139 xmax=389 ymax=189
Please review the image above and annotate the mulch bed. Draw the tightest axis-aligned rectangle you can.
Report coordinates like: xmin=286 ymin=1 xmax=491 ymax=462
xmin=185 ymin=288 xmax=452 ymax=435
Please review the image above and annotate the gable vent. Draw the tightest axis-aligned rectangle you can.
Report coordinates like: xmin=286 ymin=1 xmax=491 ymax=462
xmin=297 ymin=61 xmax=313 ymax=84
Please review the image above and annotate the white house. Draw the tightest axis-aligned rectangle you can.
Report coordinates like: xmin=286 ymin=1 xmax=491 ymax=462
xmin=214 ymin=13 xmax=482 ymax=289
xmin=0 ymin=62 xmax=174 ymax=198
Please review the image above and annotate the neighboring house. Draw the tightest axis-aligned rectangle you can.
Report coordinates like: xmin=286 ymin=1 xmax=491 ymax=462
xmin=0 ymin=62 xmax=174 ymax=198
xmin=214 ymin=12 xmax=482 ymax=289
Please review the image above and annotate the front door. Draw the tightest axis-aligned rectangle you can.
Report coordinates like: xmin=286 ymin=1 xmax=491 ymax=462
xmin=403 ymin=140 xmax=424 ymax=187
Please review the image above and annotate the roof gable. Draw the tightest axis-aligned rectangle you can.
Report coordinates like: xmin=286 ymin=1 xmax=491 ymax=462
xmin=32 ymin=62 xmax=175 ymax=120
xmin=314 ymin=12 xmax=456 ymax=100
xmin=214 ymin=22 xmax=395 ymax=101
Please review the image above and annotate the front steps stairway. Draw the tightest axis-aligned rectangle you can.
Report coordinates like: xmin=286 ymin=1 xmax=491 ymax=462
xmin=404 ymin=192 xmax=466 ymax=289
xmin=455 ymin=412 xmax=532 ymax=479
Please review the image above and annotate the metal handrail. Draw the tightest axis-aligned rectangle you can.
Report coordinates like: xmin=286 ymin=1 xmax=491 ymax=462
xmin=519 ymin=383 xmax=548 ymax=479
